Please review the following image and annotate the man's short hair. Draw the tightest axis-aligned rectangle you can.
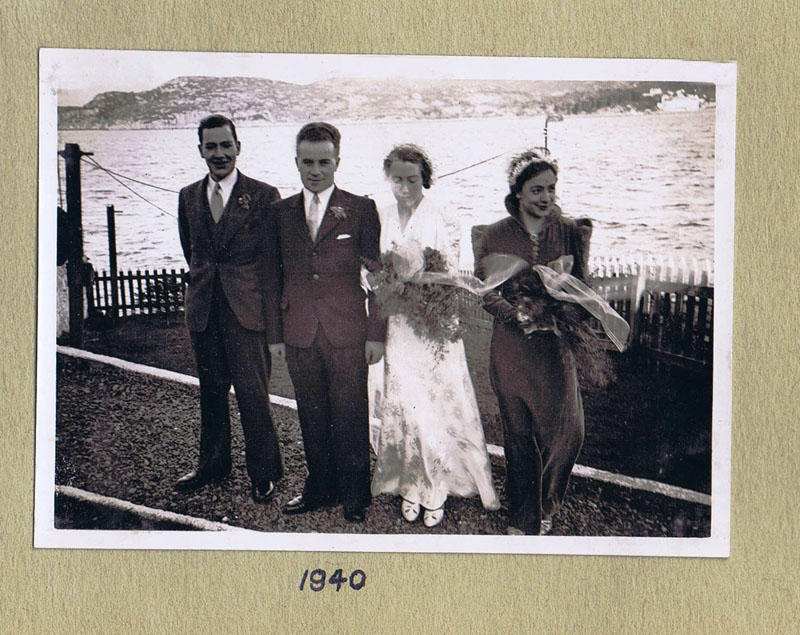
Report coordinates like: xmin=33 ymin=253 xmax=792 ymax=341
xmin=198 ymin=114 xmax=238 ymax=144
xmin=296 ymin=122 xmax=341 ymax=154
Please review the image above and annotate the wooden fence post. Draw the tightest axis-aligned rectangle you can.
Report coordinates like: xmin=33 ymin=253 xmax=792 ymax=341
xmin=106 ymin=205 xmax=119 ymax=320
xmin=627 ymin=273 xmax=647 ymax=347
xmin=58 ymin=142 xmax=92 ymax=347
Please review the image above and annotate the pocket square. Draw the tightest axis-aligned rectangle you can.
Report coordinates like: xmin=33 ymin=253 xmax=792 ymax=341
xmin=336 ymin=234 xmax=352 ymax=240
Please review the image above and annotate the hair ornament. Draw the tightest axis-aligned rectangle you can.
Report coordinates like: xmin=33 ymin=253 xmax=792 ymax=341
xmin=507 ymin=147 xmax=558 ymax=187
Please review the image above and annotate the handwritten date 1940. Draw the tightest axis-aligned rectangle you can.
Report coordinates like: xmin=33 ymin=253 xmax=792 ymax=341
xmin=299 ymin=568 xmax=366 ymax=592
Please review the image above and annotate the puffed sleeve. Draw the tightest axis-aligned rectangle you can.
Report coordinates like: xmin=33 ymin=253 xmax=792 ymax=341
xmin=571 ymin=217 xmax=593 ymax=281
xmin=471 ymin=224 xmax=518 ymax=324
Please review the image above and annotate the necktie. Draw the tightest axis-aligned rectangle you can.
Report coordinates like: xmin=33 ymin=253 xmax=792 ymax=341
xmin=307 ymin=194 xmax=321 ymax=240
xmin=210 ymin=183 xmax=224 ymax=223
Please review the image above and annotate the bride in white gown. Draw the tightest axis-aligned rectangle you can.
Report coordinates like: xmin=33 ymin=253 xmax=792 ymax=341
xmin=369 ymin=144 xmax=500 ymax=527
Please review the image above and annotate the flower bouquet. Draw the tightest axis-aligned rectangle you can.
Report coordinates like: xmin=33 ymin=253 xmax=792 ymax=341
xmin=366 ymin=247 xmax=466 ymax=361
xmin=507 ymin=270 xmax=615 ymax=389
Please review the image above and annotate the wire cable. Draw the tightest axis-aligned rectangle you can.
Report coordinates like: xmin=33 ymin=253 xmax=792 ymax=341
xmin=76 ymin=144 xmax=523 ymax=218
xmin=80 ymin=156 xmax=177 ymax=219
xmin=437 ymin=150 xmax=512 ymax=180
xmin=82 ymin=155 xmax=179 ymax=193
xmin=362 ymin=148 xmax=514 ymax=197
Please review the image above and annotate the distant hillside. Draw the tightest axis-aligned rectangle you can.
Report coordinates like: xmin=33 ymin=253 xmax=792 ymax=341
xmin=58 ymin=77 xmax=715 ymax=129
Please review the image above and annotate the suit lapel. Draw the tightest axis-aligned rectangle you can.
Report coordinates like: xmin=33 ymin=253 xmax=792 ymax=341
xmin=218 ymin=172 xmax=253 ymax=249
xmin=193 ymin=175 xmax=215 ymax=248
xmin=288 ymin=193 xmax=312 ymax=244
xmin=314 ymin=186 xmax=344 ymax=244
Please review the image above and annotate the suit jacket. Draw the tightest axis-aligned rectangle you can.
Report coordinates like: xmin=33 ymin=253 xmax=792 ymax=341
xmin=178 ymin=171 xmax=281 ymax=337
xmin=270 ymin=186 xmax=386 ymax=348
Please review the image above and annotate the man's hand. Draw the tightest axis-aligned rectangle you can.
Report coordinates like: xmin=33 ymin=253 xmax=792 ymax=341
xmin=365 ymin=341 xmax=384 ymax=365
xmin=268 ymin=342 xmax=286 ymax=362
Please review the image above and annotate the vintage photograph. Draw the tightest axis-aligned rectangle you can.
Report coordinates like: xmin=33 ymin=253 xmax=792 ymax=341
xmin=36 ymin=49 xmax=734 ymax=555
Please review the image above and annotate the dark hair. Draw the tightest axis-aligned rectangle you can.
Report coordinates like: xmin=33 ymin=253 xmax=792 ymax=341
xmin=197 ymin=114 xmax=238 ymax=144
xmin=296 ymin=122 xmax=341 ymax=154
xmin=507 ymin=150 xmax=558 ymax=196
xmin=383 ymin=144 xmax=434 ymax=189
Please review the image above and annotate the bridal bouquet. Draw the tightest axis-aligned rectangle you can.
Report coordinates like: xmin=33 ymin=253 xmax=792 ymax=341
xmin=507 ymin=270 xmax=615 ymax=389
xmin=366 ymin=247 xmax=466 ymax=360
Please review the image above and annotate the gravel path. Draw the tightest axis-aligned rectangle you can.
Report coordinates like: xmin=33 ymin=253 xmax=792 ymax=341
xmin=78 ymin=313 xmax=713 ymax=493
xmin=55 ymin=354 xmax=710 ymax=537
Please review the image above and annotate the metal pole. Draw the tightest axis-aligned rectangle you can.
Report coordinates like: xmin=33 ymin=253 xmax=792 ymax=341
xmin=106 ymin=205 xmax=119 ymax=320
xmin=544 ymin=115 xmax=553 ymax=153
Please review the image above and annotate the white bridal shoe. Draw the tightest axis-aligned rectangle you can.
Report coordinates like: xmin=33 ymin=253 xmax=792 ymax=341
xmin=401 ymin=499 xmax=420 ymax=522
xmin=423 ymin=506 xmax=445 ymax=527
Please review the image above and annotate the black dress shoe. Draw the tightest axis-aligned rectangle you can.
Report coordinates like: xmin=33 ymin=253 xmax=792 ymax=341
xmin=173 ymin=470 xmax=223 ymax=492
xmin=282 ymin=494 xmax=319 ymax=515
xmin=343 ymin=508 xmax=365 ymax=523
xmin=251 ymin=481 xmax=275 ymax=504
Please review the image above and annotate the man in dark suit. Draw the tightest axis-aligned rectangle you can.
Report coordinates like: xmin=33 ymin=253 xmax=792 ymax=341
xmin=175 ymin=114 xmax=283 ymax=503
xmin=268 ymin=122 xmax=385 ymax=523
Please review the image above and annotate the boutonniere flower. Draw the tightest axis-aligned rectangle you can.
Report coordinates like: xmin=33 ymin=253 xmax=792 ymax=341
xmin=330 ymin=206 xmax=347 ymax=220
xmin=237 ymin=193 xmax=252 ymax=210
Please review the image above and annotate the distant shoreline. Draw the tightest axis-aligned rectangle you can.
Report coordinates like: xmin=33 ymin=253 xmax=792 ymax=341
xmin=57 ymin=106 xmax=715 ymax=133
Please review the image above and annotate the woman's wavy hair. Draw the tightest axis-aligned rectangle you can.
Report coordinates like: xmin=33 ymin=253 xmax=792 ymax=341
xmin=383 ymin=144 xmax=434 ymax=189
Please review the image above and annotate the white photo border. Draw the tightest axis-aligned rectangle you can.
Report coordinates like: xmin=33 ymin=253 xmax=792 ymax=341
xmin=35 ymin=49 xmax=735 ymax=556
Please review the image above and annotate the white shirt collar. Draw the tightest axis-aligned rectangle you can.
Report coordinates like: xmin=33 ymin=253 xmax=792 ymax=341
xmin=303 ymin=184 xmax=335 ymax=217
xmin=207 ymin=169 xmax=239 ymax=208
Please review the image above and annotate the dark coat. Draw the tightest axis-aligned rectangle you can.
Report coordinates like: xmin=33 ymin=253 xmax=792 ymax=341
xmin=270 ymin=187 xmax=386 ymax=348
xmin=472 ymin=199 xmax=591 ymax=325
xmin=471 ymin=198 xmax=591 ymax=535
xmin=178 ymin=171 xmax=281 ymax=338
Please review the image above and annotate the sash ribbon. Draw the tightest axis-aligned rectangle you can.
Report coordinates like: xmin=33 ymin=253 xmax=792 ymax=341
xmin=388 ymin=249 xmax=629 ymax=352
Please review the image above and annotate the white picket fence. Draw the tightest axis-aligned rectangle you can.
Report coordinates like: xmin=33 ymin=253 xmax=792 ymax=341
xmin=460 ymin=254 xmax=714 ymax=287
xmin=457 ymin=253 xmax=715 ymax=368
xmin=589 ymin=254 xmax=714 ymax=287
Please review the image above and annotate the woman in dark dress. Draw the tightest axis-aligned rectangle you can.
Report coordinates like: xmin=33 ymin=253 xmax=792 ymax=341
xmin=471 ymin=150 xmax=591 ymax=536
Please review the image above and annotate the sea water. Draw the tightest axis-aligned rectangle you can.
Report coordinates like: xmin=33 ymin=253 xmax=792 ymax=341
xmin=56 ymin=109 xmax=715 ymax=272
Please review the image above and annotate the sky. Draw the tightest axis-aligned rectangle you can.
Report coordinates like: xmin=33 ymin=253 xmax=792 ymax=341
xmin=50 ymin=50 xmax=389 ymax=105
xmin=49 ymin=50 xmax=521 ymax=106
xmin=43 ymin=49 xmax=734 ymax=107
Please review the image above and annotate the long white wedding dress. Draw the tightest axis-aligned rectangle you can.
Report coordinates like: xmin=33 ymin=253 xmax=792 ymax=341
xmin=369 ymin=195 xmax=500 ymax=512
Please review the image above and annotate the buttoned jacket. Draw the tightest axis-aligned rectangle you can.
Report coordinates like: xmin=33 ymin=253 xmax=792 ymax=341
xmin=270 ymin=186 xmax=385 ymax=348
xmin=178 ymin=171 xmax=281 ymax=337
xmin=472 ymin=200 xmax=591 ymax=325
